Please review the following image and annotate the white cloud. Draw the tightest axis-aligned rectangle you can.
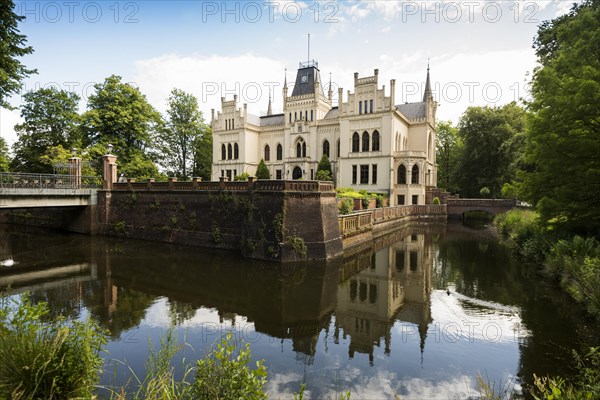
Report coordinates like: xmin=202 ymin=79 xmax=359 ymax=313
xmin=133 ymin=53 xmax=286 ymax=120
xmin=0 ymin=108 xmax=22 ymax=148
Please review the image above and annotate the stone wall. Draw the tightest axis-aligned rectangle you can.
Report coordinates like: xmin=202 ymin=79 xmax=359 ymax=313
xmin=97 ymin=180 xmax=343 ymax=262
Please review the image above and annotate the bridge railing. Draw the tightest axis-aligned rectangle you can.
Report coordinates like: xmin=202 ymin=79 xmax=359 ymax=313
xmin=0 ymin=172 xmax=100 ymax=190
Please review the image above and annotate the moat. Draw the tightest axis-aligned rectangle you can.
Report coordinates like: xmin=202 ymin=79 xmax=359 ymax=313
xmin=1 ymin=221 xmax=597 ymax=399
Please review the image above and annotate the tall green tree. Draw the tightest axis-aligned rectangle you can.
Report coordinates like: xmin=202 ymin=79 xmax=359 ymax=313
xmin=0 ymin=0 xmax=36 ymax=109
xmin=256 ymin=159 xmax=269 ymax=179
xmin=520 ymin=0 xmax=600 ymax=234
xmin=435 ymin=120 xmax=461 ymax=192
xmin=192 ymin=126 xmax=213 ymax=180
xmin=455 ymin=103 xmax=527 ymax=198
xmin=81 ymin=75 xmax=162 ymax=178
xmin=316 ymin=154 xmax=332 ymax=181
xmin=0 ymin=137 xmax=9 ymax=171
xmin=158 ymin=89 xmax=208 ymax=179
xmin=10 ymin=87 xmax=80 ymax=172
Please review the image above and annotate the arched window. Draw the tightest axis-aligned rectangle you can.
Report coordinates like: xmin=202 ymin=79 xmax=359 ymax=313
xmin=336 ymin=139 xmax=340 ymax=158
xmin=411 ymin=164 xmax=419 ymax=184
xmin=362 ymin=131 xmax=370 ymax=152
xmin=310 ymin=110 xmax=314 ymax=121
xmin=221 ymin=144 xmax=226 ymax=160
xmin=227 ymin=143 xmax=232 ymax=160
xmin=296 ymin=142 xmax=302 ymax=158
xmin=323 ymin=140 xmax=330 ymax=158
xmin=372 ymin=130 xmax=380 ymax=151
xmin=397 ymin=165 xmax=406 ymax=184
xmin=302 ymin=142 xmax=306 ymax=157
xmin=276 ymin=143 xmax=282 ymax=160
xmin=352 ymin=132 xmax=360 ymax=152
xmin=234 ymin=143 xmax=239 ymax=159
xmin=264 ymin=144 xmax=270 ymax=161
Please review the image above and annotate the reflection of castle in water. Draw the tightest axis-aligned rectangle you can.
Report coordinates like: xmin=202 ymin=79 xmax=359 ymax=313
xmin=335 ymin=232 xmax=434 ymax=365
xmin=1 ymin=225 xmax=436 ymax=367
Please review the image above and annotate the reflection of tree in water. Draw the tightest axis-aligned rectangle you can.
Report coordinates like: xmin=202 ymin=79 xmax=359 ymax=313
xmin=81 ymin=282 xmax=156 ymax=339
xmin=29 ymin=284 xmax=85 ymax=321
xmin=434 ymin=238 xmax=526 ymax=306
xmin=168 ymin=299 xmax=197 ymax=325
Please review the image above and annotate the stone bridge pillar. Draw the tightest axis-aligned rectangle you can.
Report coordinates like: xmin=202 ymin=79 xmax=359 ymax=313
xmin=102 ymin=146 xmax=117 ymax=190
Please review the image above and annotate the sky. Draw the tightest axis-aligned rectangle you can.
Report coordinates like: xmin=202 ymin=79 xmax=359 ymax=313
xmin=0 ymin=0 xmax=579 ymax=148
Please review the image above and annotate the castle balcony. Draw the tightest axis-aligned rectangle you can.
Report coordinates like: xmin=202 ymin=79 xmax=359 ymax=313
xmin=393 ymin=151 xmax=426 ymax=159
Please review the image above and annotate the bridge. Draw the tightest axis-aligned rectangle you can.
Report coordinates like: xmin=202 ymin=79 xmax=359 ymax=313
xmin=0 ymin=172 xmax=98 ymax=208
xmin=446 ymin=198 xmax=517 ymax=219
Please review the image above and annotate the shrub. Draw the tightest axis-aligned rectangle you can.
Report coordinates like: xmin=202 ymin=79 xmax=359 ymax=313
xmin=432 ymin=197 xmax=441 ymax=205
xmin=0 ymin=294 xmax=107 ymax=400
xmin=255 ymin=159 xmax=269 ymax=180
xmin=234 ymin=172 xmax=250 ymax=181
xmin=316 ymin=155 xmax=332 ymax=181
xmin=479 ymin=186 xmax=491 ymax=198
xmin=339 ymin=198 xmax=354 ymax=215
xmin=192 ymin=333 xmax=268 ymax=400
xmin=361 ymin=197 xmax=370 ymax=209
xmin=375 ymin=195 xmax=383 ymax=208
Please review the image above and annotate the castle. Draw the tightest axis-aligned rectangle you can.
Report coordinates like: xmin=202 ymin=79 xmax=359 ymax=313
xmin=211 ymin=60 xmax=437 ymax=206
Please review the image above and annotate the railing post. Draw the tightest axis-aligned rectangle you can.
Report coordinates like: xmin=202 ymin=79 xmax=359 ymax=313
xmin=102 ymin=146 xmax=117 ymax=190
xmin=168 ymin=177 xmax=177 ymax=190
xmin=69 ymin=148 xmax=82 ymax=189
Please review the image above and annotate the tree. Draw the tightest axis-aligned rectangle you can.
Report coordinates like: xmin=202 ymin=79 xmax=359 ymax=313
xmin=192 ymin=126 xmax=213 ymax=180
xmin=455 ymin=103 xmax=527 ymax=198
xmin=158 ymin=89 xmax=208 ymax=179
xmin=0 ymin=0 xmax=37 ymax=109
xmin=255 ymin=159 xmax=269 ymax=179
xmin=81 ymin=75 xmax=162 ymax=177
xmin=520 ymin=0 xmax=600 ymax=234
xmin=435 ymin=120 xmax=461 ymax=192
xmin=316 ymin=154 xmax=333 ymax=181
xmin=0 ymin=137 xmax=9 ymax=171
xmin=10 ymin=87 xmax=80 ymax=172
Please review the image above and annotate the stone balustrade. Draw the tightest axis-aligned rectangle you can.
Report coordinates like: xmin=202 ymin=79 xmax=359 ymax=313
xmin=338 ymin=204 xmax=447 ymax=238
xmin=111 ymin=178 xmax=336 ymax=193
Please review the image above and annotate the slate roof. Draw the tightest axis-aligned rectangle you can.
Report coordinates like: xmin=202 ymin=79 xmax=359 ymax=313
xmin=291 ymin=66 xmax=325 ymax=97
xmin=323 ymin=107 xmax=339 ymax=119
xmin=259 ymin=113 xmax=285 ymax=126
xmin=396 ymin=102 xmax=426 ymax=119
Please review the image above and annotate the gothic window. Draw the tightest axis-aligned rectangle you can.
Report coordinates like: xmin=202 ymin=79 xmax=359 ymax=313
xmin=370 ymin=99 xmax=373 ymax=113
xmin=359 ymin=101 xmax=362 ymax=114
xmin=352 ymin=132 xmax=360 ymax=152
xmin=336 ymin=139 xmax=340 ymax=158
xmin=397 ymin=165 xmax=406 ymax=184
xmin=227 ymin=143 xmax=232 ymax=160
xmin=221 ymin=144 xmax=226 ymax=160
xmin=362 ymin=131 xmax=370 ymax=152
xmin=411 ymin=164 xmax=419 ymax=184
xmin=264 ymin=144 xmax=270 ymax=161
xmin=289 ymin=113 xmax=292 ymax=124
xmin=323 ymin=140 xmax=330 ymax=158
xmin=302 ymin=142 xmax=306 ymax=157
xmin=311 ymin=110 xmax=314 ymax=121
xmin=296 ymin=142 xmax=302 ymax=158
xmin=234 ymin=143 xmax=239 ymax=159
xmin=372 ymin=130 xmax=380 ymax=151
xmin=352 ymin=165 xmax=357 ymax=184
xmin=276 ymin=143 xmax=282 ymax=160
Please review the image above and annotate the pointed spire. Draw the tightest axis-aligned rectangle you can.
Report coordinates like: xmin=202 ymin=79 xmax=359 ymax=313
xmin=423 ymin=61 xmax=432 ymax=102
xmin=267 ymin=92 xmax=273 ymax=116
xmin=328 ymin=72 xmax=333 ymax=100
xmin=284 ymin=68 xmax=288 ymax=88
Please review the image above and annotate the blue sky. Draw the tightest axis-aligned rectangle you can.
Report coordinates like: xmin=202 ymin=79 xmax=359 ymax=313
xmin=1 ymin=1 xmax=578 ymax=147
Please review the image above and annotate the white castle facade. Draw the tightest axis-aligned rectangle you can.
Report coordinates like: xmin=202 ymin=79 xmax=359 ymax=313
xmin=211 ymin=60 xmax=437 ymax=206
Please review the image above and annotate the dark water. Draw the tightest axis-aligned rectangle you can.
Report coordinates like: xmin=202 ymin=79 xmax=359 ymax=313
xmin=1 ymin=222 xmax=598 ymax=399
